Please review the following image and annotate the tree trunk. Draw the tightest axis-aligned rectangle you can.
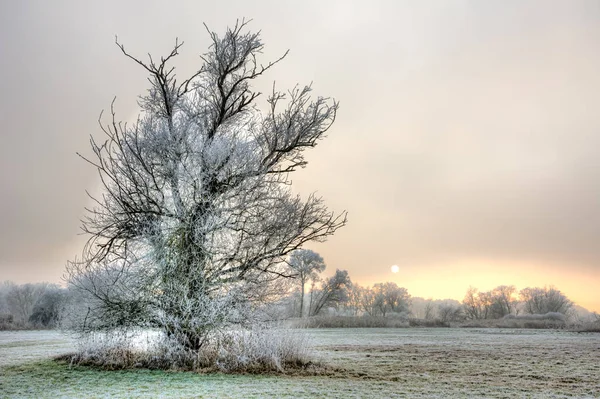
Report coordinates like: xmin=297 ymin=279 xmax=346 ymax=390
xmin=300 ymin=279 xmax=305 ymax=318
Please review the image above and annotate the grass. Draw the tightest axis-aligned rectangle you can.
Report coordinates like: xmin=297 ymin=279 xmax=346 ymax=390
xmin=1 ymin=328 xmax=599 ymax=398
xmin=292 ymin=315 xmax=410 ymax=328
xmin=289 ymin=315 xmax=579 ymax=330
xmin=456 ymin=318 xmax=568 ymax=329
xmin=0 ymin=359 xmax=401 ymax=399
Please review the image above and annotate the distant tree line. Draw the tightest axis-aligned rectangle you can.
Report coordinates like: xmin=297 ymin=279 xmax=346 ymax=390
xmin=0 ymin=281 xmax=67 ymax=329
xmin=268 ymin=251 xmax=580 ymax=323
xmin=273 ymin=249 xmax=411 ymax=319
xmin=0 ymin=253 xmax=586 ymax=330
xmin=461 ymin=285 xmax=573 ymax=320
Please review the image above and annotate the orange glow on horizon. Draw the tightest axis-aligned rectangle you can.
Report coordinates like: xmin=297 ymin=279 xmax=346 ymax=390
xmin=356 ymin=259 xmax=600 ymax=313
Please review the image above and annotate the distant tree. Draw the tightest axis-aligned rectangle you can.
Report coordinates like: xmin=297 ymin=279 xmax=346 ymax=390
xmin=438 ymin=303 xmax=464 ymax=322
xmin=65 ymin=21 xmax=345 ymax=352
xmin=488 ymin=285 xmax=518 ymax=318
xmin=373 ymin=282 xmax=410 ymax=317
xmin=0 ymin=282 xmax=13 ymax=327
xmin=478 ymin=291 xmax=495 ymax=319
xmin=287 ymin=249 xmax=326 ymax=317
xmin=519 ymin=286 xmax=573 ymax=315
xmin=344 ymin=283 xmax=363 ymax=316
xmin=463 ymin=285 xmax=518 ymax=320
xmin=309 ymin=270 xmax=351 ymax=316
xmin=463 ymin=286 xmax=484 ymax=320
xmin=0 ymin=281 xmax=13 ymax=315
xmin=409 ymin=297 xmax=442 ymax=319
xmin=29 ymin=286 xmax=67 ymax=328
xmin=358 ymin=285 xmax=378 ymax=316
xmin=424 ymin=299 xmax=435 ymax=320
xmin=5 ymin=283 xmax=48 ymax=325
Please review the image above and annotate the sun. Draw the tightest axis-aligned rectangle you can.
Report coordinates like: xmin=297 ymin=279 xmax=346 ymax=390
xmin=391 ymin=265 xmax=399 ymax=273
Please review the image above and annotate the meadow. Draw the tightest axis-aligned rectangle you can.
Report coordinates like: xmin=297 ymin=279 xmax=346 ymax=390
xmin=1 ymin=328 xmax=598 ymax=398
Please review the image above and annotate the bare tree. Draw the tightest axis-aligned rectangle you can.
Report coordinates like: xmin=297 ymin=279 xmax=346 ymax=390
xmin=0 ymin=281 xmax=13 ymax=316
xmin=463 ymin=285 xmax=518 ymax=320
xmin=357 ymin=285 xmax=378 ymax=316
xmin=519 ymin=286 xmax=573 ymax=315
xmin=344 ymin=283 xmax=363 ymax=316
xmin=66 ymin=20 xmax=346 ymax=352
xmin=5 ymin=283 xmax=48 ymax=325
xmin=438 ymin=303 xmax=464 ymax=322
xmin=463 ymin=286 xmax=483 ymax=320
xmin=372 ymin=282 xmax=410 ymax=317
xmin=287 ymin=249 xmax=325 ymax=317
xmin=424 ymin=299 xmax=435 ymax=320
xmin=29 ymin=285 xmax=67 ymax=328
xmin=488 ymin=285 xmax=517 ymax=318
xmin=308 ymin=270 xmax=351 ymax=316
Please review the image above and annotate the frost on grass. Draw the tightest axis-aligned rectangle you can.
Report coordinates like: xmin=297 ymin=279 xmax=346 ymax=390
xmin=58 ymin=326 xmax=315 ymax=373
xmin=0 ymin=330 xmax=75 ymax=367
xmin=2 ymin=329 xmax=599 ymax=398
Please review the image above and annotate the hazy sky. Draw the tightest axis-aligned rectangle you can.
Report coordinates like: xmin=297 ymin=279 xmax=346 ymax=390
xmin=1 ymin=1 xmax=599 ymax=311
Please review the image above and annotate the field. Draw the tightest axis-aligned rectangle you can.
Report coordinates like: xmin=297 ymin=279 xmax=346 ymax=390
xmin=1 ymin=328 xmax=598 ymax=398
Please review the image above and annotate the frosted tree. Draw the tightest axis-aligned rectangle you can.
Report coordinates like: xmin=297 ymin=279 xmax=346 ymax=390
xmin=5 ymin=283 xmax=48 ymax=325
xmin=287 ymin=249 xmax=326 ymax=317
xmin=488 ymin=285 xmax=517 ymax=318
xmin=463 ymin=285 xmax=519 ymax=320
xmin=519 ymin=286 xmax=573 ymax=315
xmin=462 ymin=286 xmax=483 ymax=320
xmin=66 ymin=20 xmax=346 ymax=352
xmin=372 ymin=282 xmax=410 ymax=317
xmin=308 ymin=270 xmax=351 ymax=316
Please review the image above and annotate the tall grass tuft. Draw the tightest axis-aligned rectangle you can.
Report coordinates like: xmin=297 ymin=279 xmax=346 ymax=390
xmin=58 ymin=325 xmax=312 ymax=373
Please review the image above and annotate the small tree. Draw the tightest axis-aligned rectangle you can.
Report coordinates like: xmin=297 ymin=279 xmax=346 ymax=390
xmin=5 ymin=283 xmax=48 ymax=325
xmin=66 ymin=21 xmax=346 ymax=353
xmin=287 ymin=249 xmax=325 ymax=317
xmin=438 ymin=303 xmax=463 ymax=322
xmin=0 ymin=281 xmax=13 ymax=315
xmin=463 ymin=285 xmax=518 ymax=320
xmin=308 ymin=270 xmax=351 ymax=316
xmin=424 ymin=299 xmax=435 ymax=320
xmin=29 ymin=286 xmax=67 ymax=328
xmin=358 ymin=285 xmax=378 ymax=316
xmin=344 ymin=283 xmax=363 ymax=316
xmin=519 ymin=286 xmax=573 ymax=315
xmin=463 ymin=286 xmax=482 ymax=320
xmin=488 ymin=285 xmax=517 ymax=318
xmin=373 ymin=282 xmax=410 ymax=317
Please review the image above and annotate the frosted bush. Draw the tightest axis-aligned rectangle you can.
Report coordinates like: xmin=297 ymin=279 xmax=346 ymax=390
xmin=63 ymin=325 xmax=311 ymax=373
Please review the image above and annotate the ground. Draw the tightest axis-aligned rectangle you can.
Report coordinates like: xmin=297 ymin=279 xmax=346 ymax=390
xmin=1 ymin=328 xmax=598 ymax=398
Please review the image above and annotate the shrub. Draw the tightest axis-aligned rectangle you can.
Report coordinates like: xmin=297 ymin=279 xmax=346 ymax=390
xmin=408 ymin=318 xmax=450 ymax=328
xmin=0 ymin=313 xmax=13 ymax=325
xmin=573 ymin=320 xmax=600 ymax=333
xmin=458 ymin=316 xmax=566 ymax=329
xmin=503 ymin=312 xmax=566 ymax=322
xmin=58 ymin=325 xmax=311 ymax=373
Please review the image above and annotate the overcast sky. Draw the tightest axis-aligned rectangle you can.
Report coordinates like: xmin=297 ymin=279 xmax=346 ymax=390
xmin=1 ymin=0 xmax=599 ymax=311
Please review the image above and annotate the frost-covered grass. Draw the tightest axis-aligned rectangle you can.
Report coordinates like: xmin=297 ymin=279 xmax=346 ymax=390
xmin=62 ymin=327 xmax=312 ymax=373
xmin=1 ymin=328 xmax=599 ymax=398
xmin=0 ymin=330 xmax=75 ymax=367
